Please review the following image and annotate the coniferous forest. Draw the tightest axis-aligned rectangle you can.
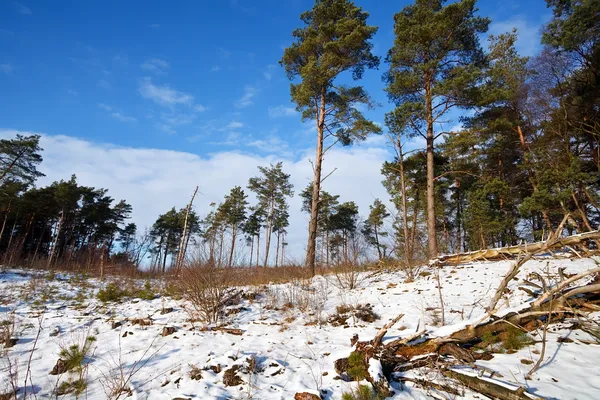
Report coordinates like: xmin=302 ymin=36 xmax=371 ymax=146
xmin=1 ymin=0 xmax=599 ymax=274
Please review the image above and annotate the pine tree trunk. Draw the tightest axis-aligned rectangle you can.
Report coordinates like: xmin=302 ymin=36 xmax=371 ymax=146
xmin=263 ymin=195 xmax=275 ymax=266
xmin=4 ymin=215 xmax=18 ymax=265
xmin=455 ymin=180 xmax=462 ymax=253
xmin=306 ymin=90 xmax=326 ymax=276
xmin=274 ymin=231 xmax=280 ymax=268
xmin=425 ymin=78 xmax=438 ymax=259
xmin=228 ymin=225 xmax=237 ymax=267
xmin=249 ymin=236 xmax=254 ymax=266
xmin=218 ymin=228 xmax=224 ymax=268
xmin=47 ymin=211 xmax=63 ymax=268
xmin=281 ymin=233 xmax=285 ymax=266
xmin=0 ymin=202 xmax=12 ymax=248
xmin=256 ymin=231 xmax=260 ymax=267
xmin=398 ymin=139 xmax=413 ymax=267
xmin=326 ymin=230 xmax=330 ymax=267
xmin=162 ymin=238 xmax=169 ymax=273
xmin=374 ymin=225 xmax=381 ymax=261
xmin=176 ymin=186 xmax=198 ymax=272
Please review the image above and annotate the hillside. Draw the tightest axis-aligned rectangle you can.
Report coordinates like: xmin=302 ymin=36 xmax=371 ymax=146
xmin=1 ymin=256 xmax=599 ymax=399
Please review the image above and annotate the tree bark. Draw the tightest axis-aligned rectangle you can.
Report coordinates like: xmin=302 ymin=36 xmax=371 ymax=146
xmin=177 ymin=186 xmax=198 ymax=271
xmin=425 ymin=76 xmax=438 ymax=259
xmin=47 ymin=210 xmax=63 ymax=268
xmin=274 ymin=231 xmax=280 ymax=268
xmin=263 ymin=194 xmax=275 ymax=266
xmin=228 ymin=226 xmax=237 ymax=267
xmin=306 ymin=90 xmax=326 ymax=276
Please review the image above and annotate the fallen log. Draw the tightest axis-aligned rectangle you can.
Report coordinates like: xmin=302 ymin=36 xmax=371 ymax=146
xmin=434 ymin=230 xmax=600 ymax=265
xmin=444 ymin=370 xmax=543 ymax=400
xmin=212 ymin=327 xmax=243 ymax=336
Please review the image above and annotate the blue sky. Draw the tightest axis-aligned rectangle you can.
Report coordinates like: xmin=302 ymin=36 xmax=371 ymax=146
xmin=0 ymin=0 xmax=553 ymax=261
xmin=1 ymin=0 xmax=551 ymax=155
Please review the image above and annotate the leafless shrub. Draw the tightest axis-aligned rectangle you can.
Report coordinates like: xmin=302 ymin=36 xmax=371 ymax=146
xmin=329 ymin=303 xmax=379 ymax=326
xmin=0 ymin=313 xmax=17 ymax=348
xmin=330 ymin=264 xmax=368 ymax=291
xmin=178 ymin=263 xmax=230 ymax=325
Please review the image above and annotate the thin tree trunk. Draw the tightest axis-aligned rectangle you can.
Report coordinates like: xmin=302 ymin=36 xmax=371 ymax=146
xmin=306 ymin=90 xmax=326 ymax=276
xmin=397 ymin=138 xmax=413 ymax=267
xmin=47 ymin=210 xmax=64 ymax=268
xmin=281 ymin=232 xmax=285 ymax=266
xmin=425 ymin=77 xmax=438 ymax=259
xmin=326 ymin=230 xmax=330 ymax=266
xmin=263 ymin=195 xmax=275 ymax=266
xmin=0 ymin=202 xmax=12 ymax=247
xmin=374 ymin=225 xmax=381 ymax=260
xmin=162 ymin=237 xmax=169 ymax=273
xmin=228 ymin=226 xmax=237 ymax=267
xmin=256 ymin=231 xmax=260 ymax=267
xmin=249 ymin=236 xmax=254 ymax=266
xmin=4 ymin=214 xmax=18 ymax=265
xmin=274 ymin=231 xmax=280 ymax=268
xmin=218 ymin=228 xmax=224 ymax=268
xmin=176 ymin=186 xmax=198 ymax=271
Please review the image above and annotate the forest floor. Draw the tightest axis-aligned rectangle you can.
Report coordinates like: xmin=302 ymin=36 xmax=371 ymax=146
xmin=0 ymin=256 xmax=599 ymax=399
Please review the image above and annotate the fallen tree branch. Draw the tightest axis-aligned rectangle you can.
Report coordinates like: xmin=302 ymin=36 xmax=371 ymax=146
xmin=434 ymin=229 xmax=600 ymax=265
xmin=444 ymin=369 xmax=544 ymax=400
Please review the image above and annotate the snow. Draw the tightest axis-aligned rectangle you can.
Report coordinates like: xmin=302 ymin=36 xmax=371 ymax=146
xmin=0 ymin=256 xmax=598 ymax=399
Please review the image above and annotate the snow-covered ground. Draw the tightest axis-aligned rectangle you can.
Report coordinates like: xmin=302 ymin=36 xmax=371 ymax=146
xmin=0 ymin=257 xmax=599 ymax=399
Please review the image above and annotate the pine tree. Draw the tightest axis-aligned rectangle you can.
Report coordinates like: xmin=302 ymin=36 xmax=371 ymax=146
xmin=219 ymin=186 xmax=249 ymax=267
xmin=362 ymin=199 xmax=389 ymax=261
xmin=281 ymin=0 xmax=381 ymax=275
xmin=247 ymin=162 xmax=293 ymax=266
xmin=0 ymin=134 xmax=44 ymax=184
xmin=385 ymin=0 xmax=489 ymax=259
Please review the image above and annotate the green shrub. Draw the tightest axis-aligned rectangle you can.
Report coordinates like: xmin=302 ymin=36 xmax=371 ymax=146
xmin=57 ymin=378 xmax=87 ymax=396
xmin=342 ymin=385 xmax=379 ymax=400
xmin=136 ymin=281 xmax=156 ymax=300
xmin=501 ymin=326 xmax=530 ymax=351
xmin=347 ymin=351 xmax=368 ymax=381
xmin=97 ymin=282 xmax=125 ymax=303
xmin=59 ymin=336 xmax=96 ymax=372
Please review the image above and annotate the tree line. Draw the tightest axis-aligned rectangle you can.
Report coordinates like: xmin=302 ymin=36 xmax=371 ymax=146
xmin=281 ymin=0 xmax=600 ymax=273
xmin=1 ymin=0 xmax=598 ymax=274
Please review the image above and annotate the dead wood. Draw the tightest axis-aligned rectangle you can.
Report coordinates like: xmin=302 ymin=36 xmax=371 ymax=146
xmin=434 ymin=229 xmax=600 ymax=265
xmin=211 ymin=326 xmax=243 ymax=336
xmin=444 ymin=370 xmax=543 ymax=400
xmin=396 ymin=376 xmax=463 ymax=397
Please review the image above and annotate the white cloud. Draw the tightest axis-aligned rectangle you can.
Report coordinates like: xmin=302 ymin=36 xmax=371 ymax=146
xmin=247 ymin=136 xmax=292 ymax=157
xmin=263 ymin=64 xmax=277 ymax=81
xmin=194 ymin=104 xmax=208 ymax=112
xmin=67 ymin=89 xmax=78 ymax=96
xmin=98 ymin=104 xmax=137 ymax=123
xmin=111 ymin=112 xmax=137 ymax=123
xmin=211 ymin=65 xmax=221 ymax=72
xmin=488 ymin=15 xmax=549 ymax=57
xmin=0 ymin=129 xmax=391 ymax=263
xmin=155 ymin=123 xmax=177 ymax=135
xmin=234 ymin=85 xmax=258 ymax=108
xmin=268 ymin=105 xmax=297 ymax=118
xmin=226 ymin=121 xmax=244 ymax=130
xmin=138 ymin=77 xmax=194 ymax=106
xmin=141 ymin=58 xmax=170 ymax=75
xmin=0 ymin=63 xmax=14 ymax=74
xmin=12 ymin=2 xmax=31 ymax=15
